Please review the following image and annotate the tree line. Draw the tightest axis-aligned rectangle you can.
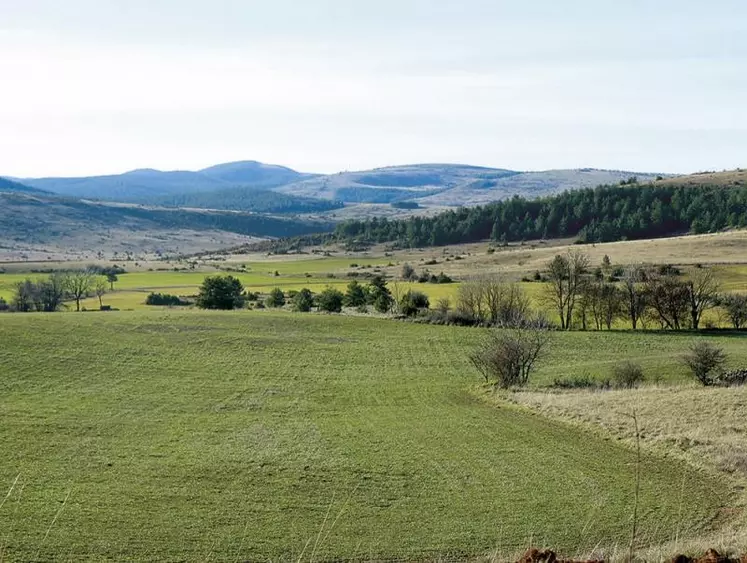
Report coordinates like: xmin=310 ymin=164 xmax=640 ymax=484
xmin=2 ymin=267 xmax=120 ymax=313
xmin=332 ymin=183 xmax=747 ymax=248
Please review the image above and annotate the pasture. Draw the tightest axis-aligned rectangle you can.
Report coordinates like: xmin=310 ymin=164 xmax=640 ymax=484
xmin=0 ymin=311 xmax=740 ymax=561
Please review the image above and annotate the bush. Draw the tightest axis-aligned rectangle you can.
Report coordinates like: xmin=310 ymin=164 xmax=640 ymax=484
xmin=317 ymin=287 xmax=344 ymax=313
xmin=344 ymin=280 xmax=368 ymax=307
xmin=469 ymin=325 xmax=552 ymax=388
xmin=265 ymin=288 xmax=286 ymax=308
xmin=196 ymin=275 xmax=244 ymax=310
xmin=401 ymin=263 xmax=416 ymax=280
xmin=0 ymin=297 xmax=9 ymax=312
xmin=374 ymin=292 xmax=393 ymax=314
xmin=399 ymin=290 xmax=430 ymax=317
xmin=292 ymin=288 xmax=314 ymax=312
xmin=145 ymin=293 xmax=189 ymax=306
xmin=612 ymin=361 xmax=645 ymax=389
xmin=681 ymin=341 xmax=727 ymax=386
xmin=714 ymin=369 xmax=747 ymax=387
xmin=551 ymin=375 xmax=610 ymax=390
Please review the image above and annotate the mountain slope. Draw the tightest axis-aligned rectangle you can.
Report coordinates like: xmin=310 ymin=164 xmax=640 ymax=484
xmin=0 ymin=192 xmax=334 ymax=246
xmin=21 ymin=161 xmax=311 ymax=201
xmin=275 ymin=164 xmax=662 ymax=205
xmin=0 ymin=177 xmax=50 ymax=195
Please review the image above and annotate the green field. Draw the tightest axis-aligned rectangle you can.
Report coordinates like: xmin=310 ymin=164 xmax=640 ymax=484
xmin=0 ymin=311 xmax=738 ymax=560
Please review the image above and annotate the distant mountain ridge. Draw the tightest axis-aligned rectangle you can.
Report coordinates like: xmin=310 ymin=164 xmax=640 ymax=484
xmin=19 ymin=160 xmax=315 ymax=200
xmin=0 ymin=177 xmax=50 ymax=195
xmin=10 ymin=161 xmax=665 ymax=212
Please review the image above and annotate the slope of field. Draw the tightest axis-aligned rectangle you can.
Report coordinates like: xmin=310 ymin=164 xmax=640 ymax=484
xmin=0 ymin=312 xmax=733 ymax=560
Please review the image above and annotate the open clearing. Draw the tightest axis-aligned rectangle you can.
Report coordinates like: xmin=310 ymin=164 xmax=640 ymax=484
xmin=0 ymin=311 xmax=738 ymax=561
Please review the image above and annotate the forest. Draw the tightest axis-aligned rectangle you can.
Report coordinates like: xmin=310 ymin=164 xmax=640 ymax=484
xmin=332 ymin=183 xmax=747 ymax=247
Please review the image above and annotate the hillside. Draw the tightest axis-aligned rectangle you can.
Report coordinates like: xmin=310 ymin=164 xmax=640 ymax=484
xmin=21 ymin=161 xmax=312 ymax=200
xmin=276 ymin=164 xmax=662 ymax=205
xmin=0 ymin=177 xmax=50 ymax=195
xmin=147 ymin=186 xmax=344 ymax=214
xmin=0 ymin=192 xmax=334 ymax=248
xmin=654 ymin=168 xmax=747 ymax=187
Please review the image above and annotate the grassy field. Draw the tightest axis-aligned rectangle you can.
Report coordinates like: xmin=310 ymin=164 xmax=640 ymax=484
xmin=0 ymin=311 xmax=738 ymax=561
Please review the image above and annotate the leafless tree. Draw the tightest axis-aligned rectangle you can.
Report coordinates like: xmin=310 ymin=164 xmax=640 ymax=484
xmin=687 ymin=268 xmax=720 ymax=329
xmin=64 ymin=270 xmax=95 ymax=312
xmin=622 ymin=264 xmax=648 ymax=330
xmin=95 ymin=278 xmax=108 ymax=309
xmin=721 ymin=293 xmax=747 ymax=329
xmin=544 ymin=249 xmax=590 ymax=329
xmin=645 ymin=271 xmax=690 ymax=330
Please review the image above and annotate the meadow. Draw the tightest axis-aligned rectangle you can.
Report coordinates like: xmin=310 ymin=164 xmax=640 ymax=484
xmin=0 ymin=311 xmax=741 ymax=561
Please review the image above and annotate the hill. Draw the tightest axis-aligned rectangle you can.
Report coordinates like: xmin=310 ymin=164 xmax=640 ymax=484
xmin=0 ymin=192 xmax=334 ymax=248
xmin=147 ymin=186 xmax=344 ymax=214
xmin=0 ymin=177 xmax=50 ymax=195
xmin=654 ymin=168 xmax=747 ymax=187
xmin=21 ymin=161 xmax=312 ymax=201
xmin=276 ymin=164 xmax=662 ymax=205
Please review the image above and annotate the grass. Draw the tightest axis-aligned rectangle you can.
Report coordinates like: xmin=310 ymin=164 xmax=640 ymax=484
xmin=0 ymin=311 xmax=737 ymax=561
xmin=508 ymin=385 xmax=747 ymax=558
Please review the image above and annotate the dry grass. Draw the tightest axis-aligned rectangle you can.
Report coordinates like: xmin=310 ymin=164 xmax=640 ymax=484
xmin=654 ymin=169 xmax=747 ymax=187
xmin=505 ymin=385 xmax=747 ymax=560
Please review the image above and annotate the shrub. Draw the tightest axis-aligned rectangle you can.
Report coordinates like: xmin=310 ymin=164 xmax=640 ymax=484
xmin=374 ymin=292 xmax=394 ymax=314
xmin=344 ymin=280 xmax=368 ymax=307
xmin=681 ymin=341 xmax=727 ymax=386
xmin=469 ymin=325 xmax=552 ymax=388
xmin=265 ymin=288 xmax=286 ymax=308
xmin=612 ymin=361 xmax=645 ymax=389
xmin=714 ymin=369 xmax=747 ymax=387
xmin=0 ymin=297 xmax=9 ymax=312
xmin=399 ymin=290 xmax=430 ymax=317
xmin=551 ymin=375 xmax=610 ymax=390
xmin=401 ymin=263 xmax=416 ymax=280
xmin=317 ymin=287 xmax=344 ymax=313
xmin=292 ymin=288 xmax=314 ymax=312
xmin=146 ymin=293 xmax=189 ymax=306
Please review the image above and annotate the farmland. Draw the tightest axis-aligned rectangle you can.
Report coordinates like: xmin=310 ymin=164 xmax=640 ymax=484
xmin=0 ymin=311 xmax=741 ymax=561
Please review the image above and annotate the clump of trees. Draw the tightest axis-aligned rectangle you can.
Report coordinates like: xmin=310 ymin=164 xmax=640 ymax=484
xmin=196 ymin=275 xmax=245 ymax=310
xmin=146 ymin=293 xmax=190 ymax=306
xmin=8 ymin=269 xmax=109 ymax=312
xmin=456 ymin=279 xmax=531 ymax=327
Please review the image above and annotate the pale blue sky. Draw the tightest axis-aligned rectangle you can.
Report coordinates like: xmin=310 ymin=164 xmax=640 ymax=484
xmin=1 ymin=0 xmax=746 ymax=176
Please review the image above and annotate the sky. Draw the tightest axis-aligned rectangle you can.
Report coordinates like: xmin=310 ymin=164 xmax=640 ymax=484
xmin=1 ymin=0 xmax=746 ymax=177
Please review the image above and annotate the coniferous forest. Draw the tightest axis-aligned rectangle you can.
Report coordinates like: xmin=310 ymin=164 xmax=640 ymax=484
xmin=332 ymin=183 xmax=747 ymax=247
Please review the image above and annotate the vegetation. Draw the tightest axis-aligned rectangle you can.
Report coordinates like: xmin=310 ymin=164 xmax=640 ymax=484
xmin=195 ymin=275 xmax=244 ymax=310
xmin=611 ymin=361 xmax=646 ymax=389
xmin=332 ymin=184 xmax=747 ymax=247
xmin=681 ymin=341 xmax=727 ymax=386
xmin=0 ymin=311 xmax=732 ymax=560
xmin=292 ymin=287 xmax=314 ymax=312
xmin=316 ymin=287 xmax=344 ymax=313
xmin=265 ymin=287 xmax=286 ymax=308
xmin=145 ymin=292 xmax=190 ymax=306
xmin=398 ymin=290 xmax=430 ymax=316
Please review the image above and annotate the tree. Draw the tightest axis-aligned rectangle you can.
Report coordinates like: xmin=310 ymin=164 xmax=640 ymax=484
xmin=622 ymin=265 xmax=648 ymax=330
xmin=12 ymin=279 xmax=36 ymax=312
xmin=681 ymin=341 xmax=727 ymax=386
xmin=38 ymin=274 xmax=66 ymax=312
xmin=721 ymin=293 xmax=747 ymax=329
xmin=344 ymin=280 xmax=368 ymax=307
xmin=646 ymin=272 xmax=690 ymax=330
xmin=64 ymin=270 xmax=95 ymax=312
xmin=687 ymin=268 xmax=720 ymax=329
xmin=196 ymin=275 xmax=245 ymax=310
xmin=292 ymin=288 xmax=314 ymax=312
xmin=544 ymin=250 xmax=590 ymax=330
xmin=368 ymin=276 xmax=393 ymax=313
xmin=265 ymin=287 xmax=286 ymax=308
xmin=317 ymin=287 xmax=344 ymax=313
xmin=107 ymin=272 xmax=119 ymax=291
xmin=468 ymin=324 xmax=552 ymax=388
xmin=95 ymin=278 xmax=108 ymax=308
xmin=399 ymin=290 xmax=429 ymax=317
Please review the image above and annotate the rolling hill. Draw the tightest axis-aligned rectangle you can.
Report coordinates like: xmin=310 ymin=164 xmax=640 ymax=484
xmin=275 ymin=164 xmax=663 ymax=206
xmin=0 ymin=177 xmax=50 ymax=195
xmin=20 ymin=161 xmax=314 ymax=201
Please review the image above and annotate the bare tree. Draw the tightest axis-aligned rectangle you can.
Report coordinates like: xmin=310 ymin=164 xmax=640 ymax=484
xmin=64 ymin=270 xmax=95 ymax=312
xmin=95 ymin=278 xmax=108 ymax=309
xmin=721 ymin=293 xmax=747 ymax=329
xmin=469 ymin=323 xmax=552 ymax=388
xmin=622 ymin=264 xmax=648 ymax=330
xmin=456 ymin=281 xmax=485 ymax=322
xmin=544 ymin=250 xmax=590 ymax=330
xmin=687 ymin=268 xmax=720 ymax=329
xmin=646 ymin=271 xmax=690 ymax=330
